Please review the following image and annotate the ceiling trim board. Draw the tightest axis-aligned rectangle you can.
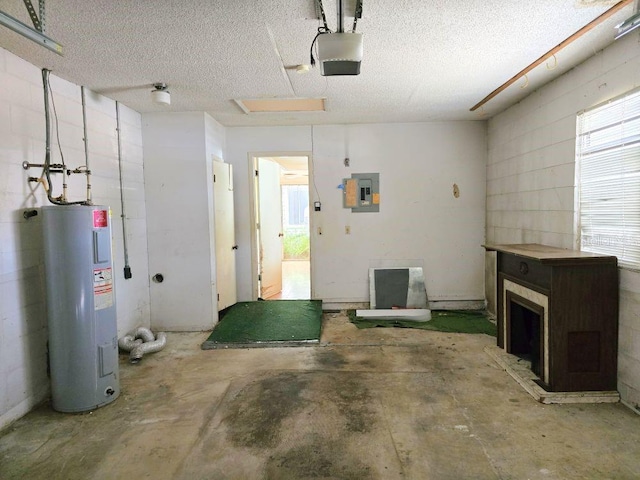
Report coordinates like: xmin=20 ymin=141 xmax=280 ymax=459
xmin=470 ymin=0 xmax=634 ymax=112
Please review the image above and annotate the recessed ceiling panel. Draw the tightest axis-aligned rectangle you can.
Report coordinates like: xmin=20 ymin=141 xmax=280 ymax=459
xmin=237 ymin=98 xmax=325 ymax=113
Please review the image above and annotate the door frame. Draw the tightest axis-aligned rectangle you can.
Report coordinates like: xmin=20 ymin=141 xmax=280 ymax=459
xmin=248 ymin=151 xmax=314 ymax=300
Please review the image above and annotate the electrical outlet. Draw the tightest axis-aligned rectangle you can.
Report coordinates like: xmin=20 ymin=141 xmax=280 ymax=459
xmin=345 ymin=226 xmax=351 ymax=235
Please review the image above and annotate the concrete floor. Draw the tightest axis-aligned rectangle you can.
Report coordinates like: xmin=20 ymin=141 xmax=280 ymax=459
xmin=1 ymin=312 xmax=640 ymax=479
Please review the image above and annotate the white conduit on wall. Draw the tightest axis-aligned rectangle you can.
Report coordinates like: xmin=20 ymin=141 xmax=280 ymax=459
xmin=118 ymin=327 xmax=167 ymax=364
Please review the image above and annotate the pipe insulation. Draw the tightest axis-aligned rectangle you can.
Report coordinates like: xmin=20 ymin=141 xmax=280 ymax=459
xmin=118 ymin=327 xmax=166 ymax=363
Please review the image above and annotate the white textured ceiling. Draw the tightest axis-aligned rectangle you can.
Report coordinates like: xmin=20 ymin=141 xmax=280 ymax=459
xmin=0 ymin=1 xmax=633 ymax=126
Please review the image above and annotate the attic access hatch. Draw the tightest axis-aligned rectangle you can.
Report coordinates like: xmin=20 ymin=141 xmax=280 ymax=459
xmin=356 ymin=267 xmax=432 ymax=322
xmin=235 ymin=98 xmax=325 ymax=113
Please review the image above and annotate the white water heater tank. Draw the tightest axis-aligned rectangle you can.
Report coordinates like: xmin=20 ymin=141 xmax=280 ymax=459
xmin=41 ymin=205 xmax=120 ymax=412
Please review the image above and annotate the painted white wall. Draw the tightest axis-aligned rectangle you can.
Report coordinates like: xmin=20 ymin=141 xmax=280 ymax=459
xmin=142 ymin=112 xmax=225 ymax=330
xmin=226 ymin=126 xmax=312 ymax=302
xmin=486 ymin=33 xmax=640 ymax=410
xmin=227 ymin=122 xmax=487 ymax=305
xmin=0 ymin=47 xmax=150 ymax=430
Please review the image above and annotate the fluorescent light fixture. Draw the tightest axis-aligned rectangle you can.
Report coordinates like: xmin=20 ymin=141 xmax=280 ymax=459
xmin=615 ymin=11 xmax=640 ymax=39
xmin=235 ymin=98 xmax=325 ymax=113
xmin=0 ymin=10 xmax=63 ymax=55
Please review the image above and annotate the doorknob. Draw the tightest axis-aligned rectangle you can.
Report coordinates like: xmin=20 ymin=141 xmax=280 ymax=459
xmin=278 ymin=233 xmax=284 ymax=237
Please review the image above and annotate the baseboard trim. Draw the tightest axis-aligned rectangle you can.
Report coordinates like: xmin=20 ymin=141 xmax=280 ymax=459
xmin=322 ymin=302 xmax=369 ymax=311
xmin=322 ymin=300 xmax=486 ymax=311
xmin=428 ymin=300 xmax=486 ymax=310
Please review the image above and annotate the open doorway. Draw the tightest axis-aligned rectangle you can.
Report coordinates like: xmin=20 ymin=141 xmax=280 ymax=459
xmin=250 ymin=154 xmax=312 ymax=300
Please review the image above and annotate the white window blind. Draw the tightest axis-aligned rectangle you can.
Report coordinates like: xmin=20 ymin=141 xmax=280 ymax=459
xmin=577 ymin=88 xmax=640 ymax=268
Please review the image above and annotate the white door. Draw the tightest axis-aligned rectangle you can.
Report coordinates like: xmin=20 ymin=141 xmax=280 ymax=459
xmin=214 ymin=159 xmax=237 ymax=310
xmin=258 ymin=158 xmax=283 ymax=298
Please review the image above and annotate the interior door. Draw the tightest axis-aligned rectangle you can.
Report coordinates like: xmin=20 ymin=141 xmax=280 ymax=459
xmin=258 ymin=158 xmax=283 ymax=298
xmin=213 ymin=159 xmax=237 ymax=310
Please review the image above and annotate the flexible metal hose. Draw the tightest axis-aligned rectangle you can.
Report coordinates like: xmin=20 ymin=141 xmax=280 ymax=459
xmin=129 ymin=333 xmax=167 ymax=364
xmin=118 ymin=328 xmax=166 ymax=363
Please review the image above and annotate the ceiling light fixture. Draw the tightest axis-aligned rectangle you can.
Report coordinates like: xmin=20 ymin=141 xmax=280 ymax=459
xmin=151 ymin=83 xmax=171 ymax=105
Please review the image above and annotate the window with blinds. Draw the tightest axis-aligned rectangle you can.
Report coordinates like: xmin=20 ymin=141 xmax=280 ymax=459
xmin=576 ymin=88 xmax=640 ymax=268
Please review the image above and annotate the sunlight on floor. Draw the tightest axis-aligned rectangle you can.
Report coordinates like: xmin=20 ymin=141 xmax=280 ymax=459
xmin=268 ymin=260 xmax=310 ymax=300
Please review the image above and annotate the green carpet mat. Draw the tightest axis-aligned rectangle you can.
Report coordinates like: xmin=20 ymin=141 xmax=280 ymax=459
xmin=348 ymin=309 xmax=496 ymax=336
xmin=202 ymin=300 xmax=323 ymax=349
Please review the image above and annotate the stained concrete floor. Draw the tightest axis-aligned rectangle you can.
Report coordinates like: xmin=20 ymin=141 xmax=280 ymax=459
xmin=1 ymin=312 xmax=640 ymax=480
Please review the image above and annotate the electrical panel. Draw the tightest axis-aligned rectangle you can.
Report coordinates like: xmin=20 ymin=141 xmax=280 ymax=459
xmin=343 ymin=173 xmax=380 ymax=212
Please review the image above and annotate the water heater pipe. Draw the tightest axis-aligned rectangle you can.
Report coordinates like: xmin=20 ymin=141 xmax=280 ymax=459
xmin=40 ymin=69 xmax=85 ymax=206
xmin=42 ymin=69 xmax=54 ymax=202
xmin=80 ymin=86 xmax=93 ymax=204
xmin=115 ymin=102 xmax=132 ymax=279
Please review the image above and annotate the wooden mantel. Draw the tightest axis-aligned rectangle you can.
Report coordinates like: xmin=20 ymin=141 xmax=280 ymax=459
xmin=483 ymin=243 xmax=617 ymax=266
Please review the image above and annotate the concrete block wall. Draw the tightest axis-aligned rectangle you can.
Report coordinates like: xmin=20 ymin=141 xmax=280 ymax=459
xmin=486 ymin=33 xmax=640 ymax=410
xmin=0 ymin=47 xmax=151 ymax=430
xmin=142 ymin=112 xmax=225 ymax=331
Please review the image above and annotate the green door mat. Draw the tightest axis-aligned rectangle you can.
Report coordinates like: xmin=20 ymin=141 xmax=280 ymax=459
xmin=348 ymin=309 xmax=497 ymax=336
xmin=202 ymin=300 xmax=323 ymax=349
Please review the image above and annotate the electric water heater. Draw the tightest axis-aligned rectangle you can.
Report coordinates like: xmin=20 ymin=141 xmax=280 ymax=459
xmin=42 ymin=205 xmax=120 ymax=412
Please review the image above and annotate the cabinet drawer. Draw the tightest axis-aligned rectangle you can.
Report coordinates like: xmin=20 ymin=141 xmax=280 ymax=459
xmin=500 ymin=253 xmax=551 ymax=289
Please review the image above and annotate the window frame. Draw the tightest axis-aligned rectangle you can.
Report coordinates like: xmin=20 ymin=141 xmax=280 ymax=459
xmin=576 ymin=87 xmax=640 ymax=270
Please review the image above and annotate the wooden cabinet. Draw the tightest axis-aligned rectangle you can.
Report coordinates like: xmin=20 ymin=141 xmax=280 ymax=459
xmin=484 ymin=244 xmax=618 ymax=393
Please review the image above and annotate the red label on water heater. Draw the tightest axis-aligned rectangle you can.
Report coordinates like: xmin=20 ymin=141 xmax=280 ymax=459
xmin=93 ymin=210 xmax=108 ymax=228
